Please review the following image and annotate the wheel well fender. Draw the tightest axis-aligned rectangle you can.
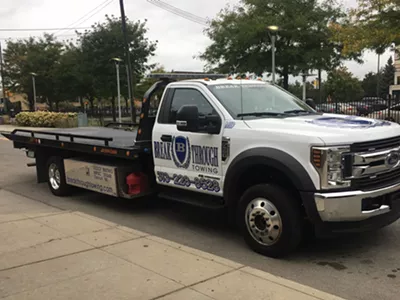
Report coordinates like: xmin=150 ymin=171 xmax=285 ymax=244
xmin=223 ymin=147 xmax=316 ymax=208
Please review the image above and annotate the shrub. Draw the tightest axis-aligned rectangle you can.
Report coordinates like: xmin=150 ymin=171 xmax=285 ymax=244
xmin=15 ymin=112 xmax=78 ymax=128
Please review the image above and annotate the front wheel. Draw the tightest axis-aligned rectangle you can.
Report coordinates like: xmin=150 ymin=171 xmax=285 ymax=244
xmin=46 ymin=156 xmax=71 ymax=196
xmin=238 ymin=184 xmax=303 ymax=258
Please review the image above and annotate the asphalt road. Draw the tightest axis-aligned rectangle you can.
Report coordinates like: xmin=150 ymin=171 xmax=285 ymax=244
xmin=0 ymin=137 xmax=399 ymax=300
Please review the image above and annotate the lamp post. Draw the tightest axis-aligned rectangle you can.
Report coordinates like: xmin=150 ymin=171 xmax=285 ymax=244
xmin=267 ymin=25 xmax=279 ymax=84
xmin=30 ymin=72 xmax=37 ymax=111
xmin=111 ymin=57 xmax=123 ymax=123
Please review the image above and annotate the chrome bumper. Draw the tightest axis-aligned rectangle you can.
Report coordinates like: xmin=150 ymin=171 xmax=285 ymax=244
xmin=314 ymin=182 xmax=400 ymax=222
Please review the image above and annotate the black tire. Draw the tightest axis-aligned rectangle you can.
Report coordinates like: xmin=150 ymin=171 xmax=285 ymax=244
xmin=238 ymin=184 xmax=303 ymax=258
xmin=46 ymin=156 xmax=71 ymax=196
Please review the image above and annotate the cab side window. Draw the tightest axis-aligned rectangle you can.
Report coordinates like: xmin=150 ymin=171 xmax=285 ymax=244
xmin=167 ymin=88 xmax=215 ymax=124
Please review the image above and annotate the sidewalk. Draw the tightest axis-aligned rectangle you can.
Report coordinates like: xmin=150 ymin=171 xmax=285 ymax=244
xmin=0 ymin=189 xmax=345 ymax=300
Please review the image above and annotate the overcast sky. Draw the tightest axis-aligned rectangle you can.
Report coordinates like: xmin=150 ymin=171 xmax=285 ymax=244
xmin=0 ymin=0 xmax=395 ymax=82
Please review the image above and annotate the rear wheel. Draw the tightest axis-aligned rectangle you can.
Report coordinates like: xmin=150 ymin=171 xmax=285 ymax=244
xmin=46 ymin=156 xmax=70 ymax=196
xmin=238 ymin=184 xmax=303 ymax=258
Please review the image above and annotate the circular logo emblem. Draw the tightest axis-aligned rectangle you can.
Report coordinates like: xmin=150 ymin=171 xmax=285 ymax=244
xmin=385 ymin=151 xmax=400 ymax=169
xmin=307 ymin=116 xmax=391 ymax=128
xmin=171 ymin=136 xmax=191 ymax=169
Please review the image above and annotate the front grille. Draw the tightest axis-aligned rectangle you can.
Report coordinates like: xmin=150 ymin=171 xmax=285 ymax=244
xmin=352 ymin=167 xmax=400 ymax=190
xmin=351 ymin=135 xmax=400 ymax=152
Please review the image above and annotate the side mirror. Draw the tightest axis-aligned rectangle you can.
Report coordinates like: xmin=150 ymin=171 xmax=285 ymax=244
xmin=176 ymin=105 xmax=199 ymax=132
xmin=203 ymin=115 xmax=221 ymax=134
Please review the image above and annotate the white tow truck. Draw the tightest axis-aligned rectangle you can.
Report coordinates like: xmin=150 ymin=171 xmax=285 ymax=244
xmin=4 ymin=73 xmax=400 ymax=257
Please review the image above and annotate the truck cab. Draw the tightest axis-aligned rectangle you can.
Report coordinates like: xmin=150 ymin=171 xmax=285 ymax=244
xmin=4 ymin=73 xmax=400 ymax=258
xmin=150 ymin=75 xmax=400 ymax=257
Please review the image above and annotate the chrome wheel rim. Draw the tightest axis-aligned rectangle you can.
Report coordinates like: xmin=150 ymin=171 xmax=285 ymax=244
xmin=48 ymin=163 xmax=61 ymax=190
xmin=245 ymin=198 xmax=282 ymax=246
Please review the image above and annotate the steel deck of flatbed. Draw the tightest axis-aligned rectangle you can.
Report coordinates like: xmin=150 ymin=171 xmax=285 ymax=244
xmin=3 ymin=127 xmax=152 ymax=160
xmin=18 ymin=127 xmax=138 ymax=147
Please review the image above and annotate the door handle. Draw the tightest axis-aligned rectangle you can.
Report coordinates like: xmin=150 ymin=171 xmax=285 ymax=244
xmin=161 ymin=135 xmax=172 ymax=142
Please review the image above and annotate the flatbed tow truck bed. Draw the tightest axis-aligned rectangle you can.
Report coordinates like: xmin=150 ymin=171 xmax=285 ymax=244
xmin=3 ymin=125 xmax=151 ymax=160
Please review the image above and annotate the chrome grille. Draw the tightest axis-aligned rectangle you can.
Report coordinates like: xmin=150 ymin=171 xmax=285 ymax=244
xmin=352 ymin=168 xmax=400 ymax=190
xmin=351 ymin=135 xmax=400 ymax=152
xmin=348 ymin=144 xmax=400 ymax=190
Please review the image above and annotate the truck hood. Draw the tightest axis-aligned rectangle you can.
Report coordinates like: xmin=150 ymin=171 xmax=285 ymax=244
xmin=244 ymin=113 xmax=400 ymax=145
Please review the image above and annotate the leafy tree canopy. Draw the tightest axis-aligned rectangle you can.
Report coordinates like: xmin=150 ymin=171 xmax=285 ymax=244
xmin=330 ymin=0 xmax=400 ymax=55
xmin=200 ymin=0 xmax=357 ymax=89
xmin=2 ymin=15 xmax=157 ymax=113
xmin=77 ymin=15 xmax=157 ymax=107
xmin=325 ymin=66 xmax=363 ymax=102
xmin=3 ymin=34 xmax=64 ymax=110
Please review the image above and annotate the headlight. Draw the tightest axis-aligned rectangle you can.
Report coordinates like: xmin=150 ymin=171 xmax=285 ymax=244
xmin=311 ymin=146 xmax=350 ymax=190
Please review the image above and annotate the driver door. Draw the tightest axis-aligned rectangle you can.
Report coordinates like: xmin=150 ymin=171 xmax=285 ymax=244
xmin=152 ymin=86 xmax=224 ymax=195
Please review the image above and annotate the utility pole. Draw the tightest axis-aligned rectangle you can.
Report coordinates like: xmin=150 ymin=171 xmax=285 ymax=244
xmin=119 ymin=0 xmax=135 ymax=123
xmin=0 ymin=42 xmax=6 ymax=110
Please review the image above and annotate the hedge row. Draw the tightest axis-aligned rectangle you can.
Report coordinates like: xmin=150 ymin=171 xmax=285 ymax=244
xmin=15 ymin=112 xmax=78 ymax=128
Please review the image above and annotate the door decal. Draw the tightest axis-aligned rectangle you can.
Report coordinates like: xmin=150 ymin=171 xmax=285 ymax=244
xmin=172 ymin=136 xmax=191 ymax=169
xmin=154 ymin=135 xmax=220 ymax=175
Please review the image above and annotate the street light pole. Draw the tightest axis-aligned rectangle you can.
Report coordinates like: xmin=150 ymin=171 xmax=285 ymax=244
xmin=267 ymin=25 xmax=279 ymax=85
xmin=271 ymin=35 xmax=276 ymax=84
xmin=30 ymin=72 xmax=37 ymax=111
xmin=116 ymin=62 xmax=121 ymax=123
xmin=111 ymin=58 xmax=123 ymax=123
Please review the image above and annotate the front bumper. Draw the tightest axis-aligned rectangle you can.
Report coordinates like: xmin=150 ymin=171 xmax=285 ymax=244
xmin=314 ymin=182 xmax=400 ymax=222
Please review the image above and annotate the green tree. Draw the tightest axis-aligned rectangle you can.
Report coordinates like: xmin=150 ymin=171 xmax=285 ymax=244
xmin=379 ymin=56 xmax=396 ymax=98
xmin=325 ymin=66 xmax=363 ymax=102
xmin=3 ymin=34 xmax=64 ymax=111
xmin=361 ymin=71 xmax=378 ymax=97
xmin=330 ymin=0 xmax=400 ymax=55
xmin=77 ymin=15 xmax=157 ymax=118
xmin=200 ymin=0 xmax=354 ymax=89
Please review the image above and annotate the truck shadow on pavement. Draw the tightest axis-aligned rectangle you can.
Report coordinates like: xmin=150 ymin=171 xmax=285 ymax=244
xmin=64 ymin=187 xmax=397 ymax=261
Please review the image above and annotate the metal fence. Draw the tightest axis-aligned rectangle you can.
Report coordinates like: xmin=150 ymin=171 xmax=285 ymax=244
xmin=315 ymin=95 xmax=400 ymax=123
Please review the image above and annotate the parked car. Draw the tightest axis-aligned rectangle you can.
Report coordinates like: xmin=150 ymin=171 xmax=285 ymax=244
xmin=315 ymin=103 xmax=344 ymax=114
xmin=368 ymin=103 xmax=400 ymax=123
xmin=337 ymin=103 xmax=356 ymax=115
xmin=352 ymin=103 xmax=374 ymax=116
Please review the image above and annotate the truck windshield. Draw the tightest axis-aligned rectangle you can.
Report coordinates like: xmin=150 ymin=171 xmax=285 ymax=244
xmin=208 ymin=82 xmax=316 ymax=119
